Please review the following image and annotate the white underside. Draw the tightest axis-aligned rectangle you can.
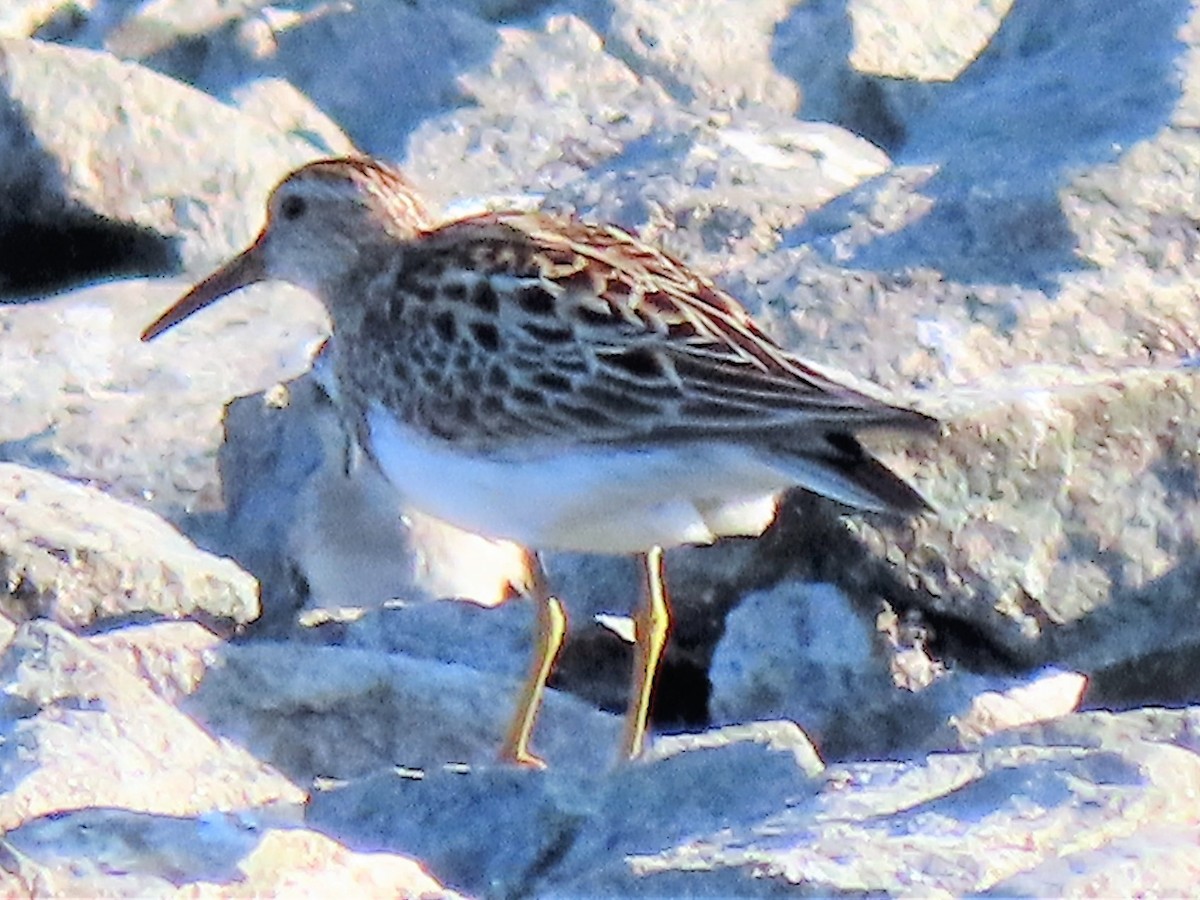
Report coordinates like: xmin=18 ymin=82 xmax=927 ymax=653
xmin=365 ymin=403 xmax=880 ymax=554
xmin=366 ymin=404 xmax=807 ymax=553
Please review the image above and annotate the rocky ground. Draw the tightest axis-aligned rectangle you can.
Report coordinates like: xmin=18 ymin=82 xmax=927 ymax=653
xmin=3 ymin=0 xmax=1200 ymax=895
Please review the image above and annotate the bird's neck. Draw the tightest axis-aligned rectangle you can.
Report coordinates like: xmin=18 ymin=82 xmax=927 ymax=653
xmin=311 ymin=241 xmax=400 ymax=329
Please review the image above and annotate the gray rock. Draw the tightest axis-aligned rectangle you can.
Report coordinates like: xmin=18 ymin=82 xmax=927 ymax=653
xmin=0 ymin=619 xmax=306 ymax=830
xmin=187 ymin=639 xmax=623 ymax=780
xmin=309 ymin=766 xmax=594 ymax=897
xmin=588 ymin=0 xmax=800 ymax=112
xmin=307 ymin=720 xmax=821 ymax=899
xmin=0 ymin=615 xmax=466 ymax=896
xmin=11 ymin=0 xmax=139 ymax=45
xmin=976 ymin=706 xmax=1200 ymax=758
xmin=0 ymin=463 xmax=257 ymax=627
xmin=642 ymin=719 xmax=825 ymax=777
xmin=230 ymin=76 xmax=358 ymax=157
xmin=543 ymin=730 xmax=821 ymax=896
xmin=3 ymin=807 xmax=262 ymax=886
xmin=854 ymin=366 xmax=1200 ymax=701
xmin=88 ymin=620 xmax=224 ymax=704
xmin=843 ymin=0 xmax=1014 ymax=81
xmin=235 ymin=827 xmax=468 ymax=897
xmin=773 ymin=0 xmax=1012 ymax=149
xmin=0 ymin=1 xmax=80 ymax=38
xmin=102 ymin=0 xmax=499 ymax=158
xmin=947 ymin=669 xmax=1087 ymax=749
xmin=0 ymin=37 xmax=321 ymax=286
xmin=0 ymin=812 xmax=462 ymax=895
xmin=307 ymin=712 xmax=1200 ymax=897
xmin=711 ymin=583 xmax=883 ymax=721
xmin=610 ymin=718 xmax=1200 ymax=896
xmin=986 ymin=825 xmax=1200 ymax=898
xmin=708 ymin=580 xmax=1083 ymax=760
xmin=710 ymin=581 xmax=955 ymax=759
xmin=0 ymin=277 xmax=326 ymax=526
xmin=408 ymin=14 xmax=891 ymax=273
xmin=729 ymin=738 xmax=1200 ymax=896
xmin=338 ymin=599 xmax=543 ymax=684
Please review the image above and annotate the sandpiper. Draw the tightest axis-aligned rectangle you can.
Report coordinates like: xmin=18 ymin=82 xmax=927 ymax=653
xmin=142 ymin=156 xmax=935 ymax=766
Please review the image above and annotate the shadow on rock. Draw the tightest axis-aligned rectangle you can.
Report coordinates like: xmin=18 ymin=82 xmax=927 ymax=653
xmin=774 ymin=0 xmax=1191 ymax=287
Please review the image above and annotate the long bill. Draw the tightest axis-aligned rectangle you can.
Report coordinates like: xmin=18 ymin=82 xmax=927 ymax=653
xmin=140 ymin=237 xmax=267 ymax=342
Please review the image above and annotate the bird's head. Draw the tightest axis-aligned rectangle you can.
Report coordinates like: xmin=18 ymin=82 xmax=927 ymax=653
xmin=141 ymin=157 xmax=433 ymax=341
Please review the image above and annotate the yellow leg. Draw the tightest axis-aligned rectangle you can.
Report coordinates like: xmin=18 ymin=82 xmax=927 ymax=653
xmin=499 ymin=550 xmax=566 ymax=769
xmin=620 ymin=546 xmax=671 ymax=761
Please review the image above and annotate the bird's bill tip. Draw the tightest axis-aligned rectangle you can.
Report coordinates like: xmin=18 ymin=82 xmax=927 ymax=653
xmin=140 ymin=244 xmax=266 ymax=342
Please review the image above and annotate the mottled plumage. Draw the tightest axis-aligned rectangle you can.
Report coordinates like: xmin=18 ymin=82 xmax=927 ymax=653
xmin=142 ymin=156 xmax=935 ymax=765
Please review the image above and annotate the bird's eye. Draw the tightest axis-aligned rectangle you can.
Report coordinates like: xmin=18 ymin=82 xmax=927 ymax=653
xmin=279 ymin=195 xmax=307 ymax=220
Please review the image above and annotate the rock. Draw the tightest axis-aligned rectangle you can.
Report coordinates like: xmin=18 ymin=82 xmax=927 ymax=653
xmin=307 ymin=712 xmax=1200 ymax=896
xmin=308 ymin=720 xmax=821 ymax=898
xmin=408 ymin=14 xmax=891 ymax=273
xmin=0 ymin=615 xmax=15 ymax=656
xmin=102 ymin=0 xmax=498 ymax=157
xmin=589 ymin=0 xmax=800 ymax=112
xmin=0 ymin=617 xmax=464 ymax=897
xmin=186 ymin=639 xmax=622 ymax=780
xmin=853 ymin=365 xmax=1200 ymax=702
xmin=991 ymin=825 xmax=1200 ymax=897
xmin=405 ymin=13 xmax=681 ymax=210
xmin=101 ymin=0 xmax=274 ymax=61
xmin=710 ymin=581 xmax=948 ymax=758
xmin=89 ymin=620 xmax=224 ymax=703
xmin=227 ymin=827 xmax=467 ymax=898
xmin=0 ymin=619 xmax=306 ymax=831
xmin=337 ymin=598 xmax=545 ymax=684
xmin=711 ymin=582 xmax=883 ymax=747
xmin=0 ymin=463 xmax=257 ymax=628
xmin=706 ymin=580 xmax=1084 ymax=760
xmin=0 ymin=1 xmax=79 ymax=39
xmin=778 ymin=0 xmax=1196 ymax=282
xmin=230 ymin=77 xmax=358 ymax=157
xmin=642 ymin=719 xmax=824 ymax=777
xmin=1 ymin=812 xmax=463 ymax=897
xmin=0 ymin=277 xmax=326 ymax=525
xmin=948 ymin=669 xmax=1088 ymax=748
xmin=843 ymin=0 xmax=1015 ymax=81
xmin=4 ymin=807 xmax=263 ymax=887
xmin=309 ymin=766 xmax=596 ymax=897
xmin=0 ymin=37 xmax=323 ymax=290
xmin=773 ymin=0 xmax=1014 ymax=149
xmin=614 ymin=732 xmax=1200 ymax=897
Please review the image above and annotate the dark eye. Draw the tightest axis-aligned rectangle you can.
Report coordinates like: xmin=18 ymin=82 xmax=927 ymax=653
xmin=279 ymin=195 xmax=307 ymax=220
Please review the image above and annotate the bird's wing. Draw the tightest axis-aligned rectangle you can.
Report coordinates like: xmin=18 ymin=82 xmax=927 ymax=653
xmin=400 ymin=211 xmax=936 ymax=450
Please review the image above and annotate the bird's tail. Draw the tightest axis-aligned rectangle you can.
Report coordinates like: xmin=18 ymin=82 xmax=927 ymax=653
xmin=766 ymin=425 xmax=934 ymax=515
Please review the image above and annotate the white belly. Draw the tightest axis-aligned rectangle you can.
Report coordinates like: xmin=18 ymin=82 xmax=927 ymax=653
xmin=365 ymin=404 xmax=791 ymax=554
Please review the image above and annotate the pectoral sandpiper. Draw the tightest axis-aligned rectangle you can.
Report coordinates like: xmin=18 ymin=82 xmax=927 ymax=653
xmin=142 ymin=156 xmax=935 ymax=767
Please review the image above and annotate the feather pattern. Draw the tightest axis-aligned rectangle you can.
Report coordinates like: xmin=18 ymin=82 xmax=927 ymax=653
xmin=142 ymin=156 xmax=936 ymax=516
xmin=335 ymin=210 xmax=936 ymax=463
